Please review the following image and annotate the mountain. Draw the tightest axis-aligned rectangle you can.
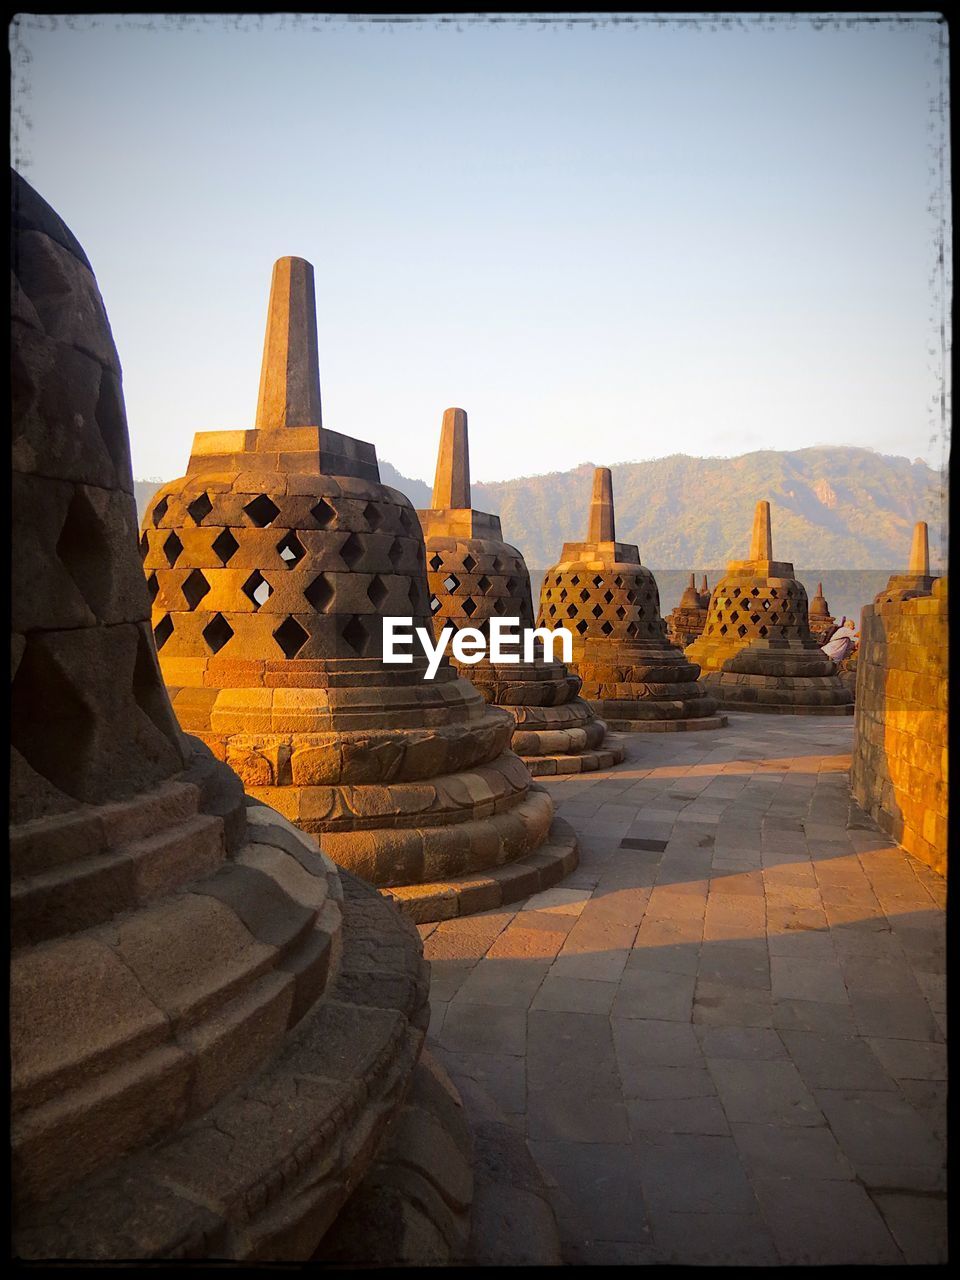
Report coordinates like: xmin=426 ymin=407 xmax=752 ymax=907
xmin=135 ymin=446 xmax=945 ymax=572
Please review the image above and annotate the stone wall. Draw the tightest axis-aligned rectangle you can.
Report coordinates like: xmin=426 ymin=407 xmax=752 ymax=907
xmin=851 ymin=578 xmax=948 ymax=875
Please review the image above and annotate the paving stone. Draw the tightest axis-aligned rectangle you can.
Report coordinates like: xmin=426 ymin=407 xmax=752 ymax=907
xmin=627 ymin=1096 xmax=730 ymax=1136
xmin=452 ymin=958 xmax=549 ymax=1009
xmin=779 ymin=1030 xmax=896 ymax=1091
xmin=730 ymin=1121 xmax=855 ymax=1180
xmin=872 ymin=1192 xmax=948 ymax=1265
xmin=751 ymin=1177 xmax=903 ymax=1264
xmin=530 ymin=976 xmax=617 ymax=1015
xmin=436 ymin=1049 xmax=526 ymax=1117
xmin=611 ymin=968 xmax=695 ymax=1021
xmin=771 ymin=997 xmax=858 ymax=1035
xmin=647 ymin=1210 xmax=779 ymax=1265
xmin=707 ymin=1058 xmax=823 ymax=1127
xmin=527 ymin=1011 xmax=629 ymax=1144
xmin=694 ymin=1025 xmax=787 ymax=1060
xmin=549 ymin=948 xmax=631 ymax=984
xmin=438 ymin=1002 xmax=527 ymax=1057
xmin=416 ymin=714 xmax=945 ymax=1268
xmin=520 ymin=887 xmax=592 ymax=915
xmin=527 ymin=1141 xmax=650 ymax=1244
xmin=814 ymin=1089 xmax=943 ymax=1175
xmin=633 ymin=1133 xmax=754 ymax=1213
xmin=693 ymin=980 xmax=774 ymax=1028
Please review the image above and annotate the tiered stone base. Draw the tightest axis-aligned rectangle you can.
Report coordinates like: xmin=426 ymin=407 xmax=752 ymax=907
xmin=381 ymin=816 xmax=579 ymax=923
xmin=314 ymin=1050 xmax=473 ymax=1264
xmin=172 ymin=662 xmax=581 ymax=922
xmin=466 ymin=659 xmax=625 ymax=776
xmin=575 ymin=638 xmax=726 ymax=732
xmin=702 ymin=640 xmax=854 ymax=715
xmin=12 ymin=762 xmax=432 ymax=1260
xmin=602 ymin=712 xmax=728 ymax=732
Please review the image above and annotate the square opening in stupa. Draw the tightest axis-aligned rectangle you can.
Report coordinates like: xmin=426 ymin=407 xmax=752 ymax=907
xmin=537 ymin=467 xmax=727 ymax=731
xmin=11 ymin=171 xmax=477 ymax=1264
xmin=417 ymin=407 xmax=626 ymax=776
xmin=685 ymin=500 xmax=855 ymax=714
xmin=139 ymin=257 xmax=581 ymax=922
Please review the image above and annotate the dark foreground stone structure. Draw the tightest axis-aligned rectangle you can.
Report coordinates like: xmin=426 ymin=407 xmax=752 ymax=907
xmin=686 ymin=501 xmax=854 ymax=715
xmin=537 ymin=468 xmax=724 ymax=731
xmin=10 ymin=172 xmax=478 ymax=1261
xmin=141 ymin=258 xmax=577 ymax=922
xmin=851 ymin=523 xmax=947 ymax=876
xmin=418 ymin=407 xmax=624 ymax=776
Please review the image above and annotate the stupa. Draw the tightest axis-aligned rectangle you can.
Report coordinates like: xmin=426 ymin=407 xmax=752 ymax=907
xmin=685 ymin=501 xmax=854 ymax=714
xmin=417 ymin=408 xmax=624 ymax=776
xmin=537 ymin=468 xmax=725 ymax=731
xmin=875 ymin=521 xmax=937 ymax=603
xmin=666 ymin=573 xmax=710 ymax=647
xmin=11 ymin=173 xmax=466 ymax=1261
xmin=807 ymin=581 xmax=837 ymax=642
xmin=141 ymin=258 xmax=577 ymax=921
xmin=698 ymin=574 xmax=712 ymax=608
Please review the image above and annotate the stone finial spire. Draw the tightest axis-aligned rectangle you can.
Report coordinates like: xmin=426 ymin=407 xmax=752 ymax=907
xmin=588 ymin=467 xmax=616 ymax=542
xmin=255 ymin=256 xmax=323 ymax=430
xmin=701 ymin=575 xmax=709 ymax=594
xmin=431 ymin=407 xmax=471 ymax=509
xmin=908 ymin=521 xmax=930 ymax=574
xmin=749 ymin=500 xmax=773 ymax=561
xmin=817 ymin=581 xmax=823 ymax=596
xmin=689 ymin=573 xmax=696 ymax=589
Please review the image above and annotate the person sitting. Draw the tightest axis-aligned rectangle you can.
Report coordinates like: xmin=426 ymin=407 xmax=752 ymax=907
xmin=821 ymin=616 xmax=857 ymax=665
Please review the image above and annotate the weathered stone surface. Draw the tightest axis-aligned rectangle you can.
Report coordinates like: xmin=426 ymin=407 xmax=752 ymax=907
xmin=417 ymin=408 xmax=622 ymax=774
xmin=851 ymin=538 xmax=946 ymax=876
xmin=538 ymin=468 xmax=723 ymax=730
xmin=10 ymin=174 xmax=442 ymax=1263
xmin=686 ymin=501 xmax=854 ymax=714
xmin=143 ymin=263 xmax=578 ymax=917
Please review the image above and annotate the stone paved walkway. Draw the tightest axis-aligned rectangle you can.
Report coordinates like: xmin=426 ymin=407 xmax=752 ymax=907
xmin=419 ymin=713 xmax=947 ymax=1266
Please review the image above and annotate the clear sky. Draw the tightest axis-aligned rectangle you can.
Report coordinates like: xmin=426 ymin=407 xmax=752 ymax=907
xmin=11 ymin=13 xmax=950 ymax=485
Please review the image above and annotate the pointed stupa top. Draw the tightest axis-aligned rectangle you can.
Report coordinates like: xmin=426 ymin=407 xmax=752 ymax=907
xmin=182 ymin=256 xmax=378 ymax=481
xmin=909 ymin=521 xmax=930 ymax=575
xmin=810 ymin=580 xmax=830 ymax=617
xmin=749 ymin=500 xmax=773 ymax=560
xmin=699 ymin=574 xmax=711 ymax=607
xmin=418 ymin=406 xmax=501 ymax=539
xmin=431 ymin=407 xmax=471 ymax=509
xmin=727 ymin=499 xmax=793 ymax=576
xmin=587 ymin=467 xmax=616 ymax=543
xmin=679 ymin=573 xmax=701 ymax=609
xmin=255 ymin=256 xmax=323 ymax=430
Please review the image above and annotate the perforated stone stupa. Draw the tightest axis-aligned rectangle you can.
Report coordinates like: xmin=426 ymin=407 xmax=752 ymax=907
xmin=10 ymin=173 xmax=449 ymax=1261
xmin=418 ymin=408 xmax=624 ymax=776
xmin=807 ymin=581 xmax=837 ymax=642
xmin=537 ymin=469 xmax=725 ymax=731
xmin=666 ymin=573 xmax=711 ymax=647
xmin=685 ymin=501 xmax=854 ymax=714
xmin=142 ymin=258 xmax=578 ymax=921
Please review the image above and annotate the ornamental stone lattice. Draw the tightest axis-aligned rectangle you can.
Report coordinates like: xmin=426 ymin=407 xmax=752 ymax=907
xmin=685 ymin=500 xmax=854 ymax=714
xmin=11 ymin=174 xmax=476 ymax=1262
xmin=537 ymin=468 xmax=725 ymax=731
xmin=141 ymin=257 xmax=579 ymax=921
xmin=417 ymin=408 xmax=625 ymax=776
xmin=666 ymin=572 xmax=711 ymax=647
